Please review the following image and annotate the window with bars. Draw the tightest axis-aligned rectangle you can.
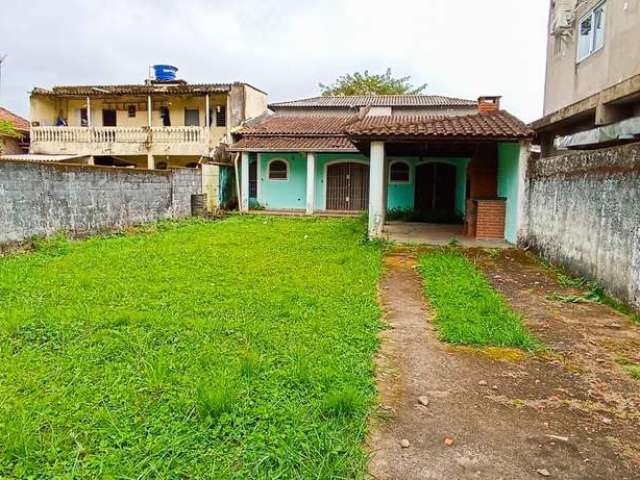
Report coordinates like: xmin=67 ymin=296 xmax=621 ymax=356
xmin=215 ymin=106 xmax=226 ymax=127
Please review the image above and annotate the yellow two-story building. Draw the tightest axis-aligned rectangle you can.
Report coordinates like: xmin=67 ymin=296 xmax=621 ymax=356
xmin=29 ymin=79 xmax=267 ymax=169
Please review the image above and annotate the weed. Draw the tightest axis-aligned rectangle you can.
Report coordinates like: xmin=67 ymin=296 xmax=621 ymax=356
xmin=546 ymin=267 xmax=640 ymax=322
xmin=31 ymin=233 xmax=70 ymax=257
xmin=321 ymin=386 xmax=364 ymax=418
xmin=239 ymin=350 xmax=261 ymax=379
xmin=195 ymin=375 xmax=239 ymax=421
xmin=616 ymin=357 xmax=640 ymax=381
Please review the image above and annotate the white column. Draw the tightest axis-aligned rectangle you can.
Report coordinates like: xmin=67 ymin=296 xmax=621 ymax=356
xmin=147 ymin=153 xmax=155 ymax=170
xmin=147 ymin=96 xmax=152 ymax=126
xmin=205 ymin=94 xmax=210 ymax=127
xmin=306 ymin=152 xmax=316 ymax=214
xmin=516 ymin=139 xmax=531 ymax=244
xmin=86 ymin=96 xmax=92 ymax=127
xmin=368 ymin=141 xmax=386 ymax=238
xmin=240 ymin=152 xmax=250 ymax=212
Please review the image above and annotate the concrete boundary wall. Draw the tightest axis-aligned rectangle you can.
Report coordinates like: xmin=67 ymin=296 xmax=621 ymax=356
xmin=523 ymin=142 xmax=640 ymax=309
xmin=0 ymin=160 xmax=201 ymax=245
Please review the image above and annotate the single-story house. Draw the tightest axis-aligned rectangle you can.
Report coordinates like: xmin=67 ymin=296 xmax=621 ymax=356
xmin=228 ymin=95 xmax=533 ymax=242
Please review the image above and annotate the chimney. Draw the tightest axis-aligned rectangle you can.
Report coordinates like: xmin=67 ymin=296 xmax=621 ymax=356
xmin=478 ymin=96 xmax=501 ymax=113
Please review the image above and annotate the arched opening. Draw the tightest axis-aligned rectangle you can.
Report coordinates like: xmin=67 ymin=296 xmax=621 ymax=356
xmin=267 ymin=159 xmax=288 ymax=180
xmin=414 ymin=162 xmax=458 ymax=223
xmin=326 ymin=162 xmax=369 ymax=211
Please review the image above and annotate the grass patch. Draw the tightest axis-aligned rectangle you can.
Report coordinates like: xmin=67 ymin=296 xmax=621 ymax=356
xmin=544 ymin=262 xmax=640 ymax=323
xmin=616 ymin=357 xmax=640 ymax=381
xmin=0 ymin=216 xmax=382 ymax=478
xmin=418 ymin=249 xmax=538 ymax=350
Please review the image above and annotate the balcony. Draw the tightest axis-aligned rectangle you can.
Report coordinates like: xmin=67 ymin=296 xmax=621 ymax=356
xmin=30 ymin=126 xmax=227 ymax=157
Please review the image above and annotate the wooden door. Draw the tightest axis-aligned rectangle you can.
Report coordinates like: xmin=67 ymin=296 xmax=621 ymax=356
xmin=326 ymin=162 xmax=369 ymax=211
xmin=414 ymin=163 xmax=457 ymax=221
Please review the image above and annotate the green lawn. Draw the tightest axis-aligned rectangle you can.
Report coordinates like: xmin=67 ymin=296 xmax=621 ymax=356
xmin=418 ymin=249 xmax=538 ymax=350
xmin=0 ymin=216 xmax=382 ymax=479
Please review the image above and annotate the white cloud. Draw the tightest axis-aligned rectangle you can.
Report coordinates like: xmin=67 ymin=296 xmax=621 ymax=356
xmin=0 ymin=0 xmax=548 ymax=121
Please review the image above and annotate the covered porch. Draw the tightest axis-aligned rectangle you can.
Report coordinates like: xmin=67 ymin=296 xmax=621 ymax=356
xmin=360 ymin=139 xmax=531 ymax=244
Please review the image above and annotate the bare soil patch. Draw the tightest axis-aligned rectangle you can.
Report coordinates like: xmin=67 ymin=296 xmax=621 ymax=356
xmin=368 ymin=249 xmax=640 ymax=480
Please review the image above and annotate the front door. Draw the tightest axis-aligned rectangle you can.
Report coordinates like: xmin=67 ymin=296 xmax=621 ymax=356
xmin=326 ymin=162 xmax=369 ymax=211
xmin=414 ymin=163 xmax=457 ymax=222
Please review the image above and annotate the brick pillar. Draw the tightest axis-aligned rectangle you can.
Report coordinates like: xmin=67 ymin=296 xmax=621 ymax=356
xmin=475 ymin=199 xmax=506 ymax=240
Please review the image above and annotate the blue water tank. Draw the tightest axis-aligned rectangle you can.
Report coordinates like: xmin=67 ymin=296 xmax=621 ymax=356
xmin=153 ymin=64 xmax=178 ymax=81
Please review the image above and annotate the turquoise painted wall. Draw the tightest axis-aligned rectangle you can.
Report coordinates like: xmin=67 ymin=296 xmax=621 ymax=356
xmin=252 ymin=152 xmax=472 ymax=214
xmin=387 ymin=157 xmax=417 ymax=210
xmin=497 ymin=143 xmax=521 ymax=244
xmin=258 ymin=153 xmax=307 ymax=209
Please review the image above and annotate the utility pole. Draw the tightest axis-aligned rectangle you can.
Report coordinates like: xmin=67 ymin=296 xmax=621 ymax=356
xmin=0 ymin=54 xmax=7 ymax=103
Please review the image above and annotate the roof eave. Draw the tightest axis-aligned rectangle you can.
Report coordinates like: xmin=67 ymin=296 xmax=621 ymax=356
xmin=347 ymin=134 xmax=533 ymax=143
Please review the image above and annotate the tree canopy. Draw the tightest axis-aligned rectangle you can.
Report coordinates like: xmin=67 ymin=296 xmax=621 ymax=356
xmin=319 ymin=69 xmax=427 ymax=96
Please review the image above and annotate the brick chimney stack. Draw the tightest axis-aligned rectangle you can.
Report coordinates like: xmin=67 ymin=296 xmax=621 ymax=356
xmin=478 ymin=96 xmax=502 ymax=113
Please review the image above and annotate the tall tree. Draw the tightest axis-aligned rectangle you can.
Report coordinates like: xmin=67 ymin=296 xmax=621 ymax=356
xmin=319 ymin=69 xmax=427 ymax=96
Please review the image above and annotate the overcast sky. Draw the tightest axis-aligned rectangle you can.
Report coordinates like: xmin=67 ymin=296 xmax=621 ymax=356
xmin=0 ymin=0 xmax=549 ymax=122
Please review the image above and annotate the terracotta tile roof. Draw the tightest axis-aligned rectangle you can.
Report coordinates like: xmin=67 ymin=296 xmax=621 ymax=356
xmin=269 ymin=95 xmax=477 ymax=109
xmin=229 ymin=110 xmax=533 ymax=152
xmin=346 ymin=111 xmax=534 ymax=140
xmin=30 ymin=82 xmax=262 ymax=98
xmin=0 ymin=107 xmax=30 ymax=131
xmin=229 ymin=136 xmax=358 ymax=152
xmin=240 ymin=114 xmax=359 ymax=136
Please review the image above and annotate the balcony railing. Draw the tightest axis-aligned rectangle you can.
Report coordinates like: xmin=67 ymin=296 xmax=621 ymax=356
xmin=31 ymin=126 xmax=207 ymax=145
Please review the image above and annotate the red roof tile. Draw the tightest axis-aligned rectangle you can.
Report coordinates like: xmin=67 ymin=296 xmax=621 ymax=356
xmin=240 ymin=114 xmax=359 ymax=136
xmin=229 ymin=136 xmax=358 ymax=152
xmin=345 ymin=111 xmax=534 ymax=140
xmin=230 ymin=110 xmax=533 ymax=152
xmin=0 ymin=107 xmax=29 ymax=131
xmin=269 ymin=95 xmax=477 ymax=109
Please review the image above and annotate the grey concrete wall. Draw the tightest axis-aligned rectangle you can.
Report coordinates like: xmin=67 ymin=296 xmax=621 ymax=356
xmin=0 ymin=160 xmax=201 ymax=245
xmin=523 ymin=142 xmax=640 ymax=309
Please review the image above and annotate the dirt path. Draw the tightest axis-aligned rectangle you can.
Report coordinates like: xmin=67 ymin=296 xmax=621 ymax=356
xmin=368 ymin=250 xmax=640 ymax=480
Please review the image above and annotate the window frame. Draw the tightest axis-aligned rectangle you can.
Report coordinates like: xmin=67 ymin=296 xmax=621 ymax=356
xmin=215 ymin=105 xmax=227 ymax=127
xmin=267 ymin=158 xmax=289 ymax=181
xmin=388 ymin=160 xmax=411 ymax=184
xmin=577 ymin=1 xmax=606 ymax=63
xmin=184 ymin=108 xmax=200 ymax=127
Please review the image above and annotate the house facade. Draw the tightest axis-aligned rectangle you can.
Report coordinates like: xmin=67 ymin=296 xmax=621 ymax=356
xmin=229 ymin=95 xmax=532 ymax=243
xmin=533 ymin=0 xmax=640 ymax=152
xmin=28 ymin=78 xmax=267 ymax=169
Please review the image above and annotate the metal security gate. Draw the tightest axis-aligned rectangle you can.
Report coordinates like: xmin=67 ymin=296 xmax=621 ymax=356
xmin=326 ymin=162 xmax=369 ymax=211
